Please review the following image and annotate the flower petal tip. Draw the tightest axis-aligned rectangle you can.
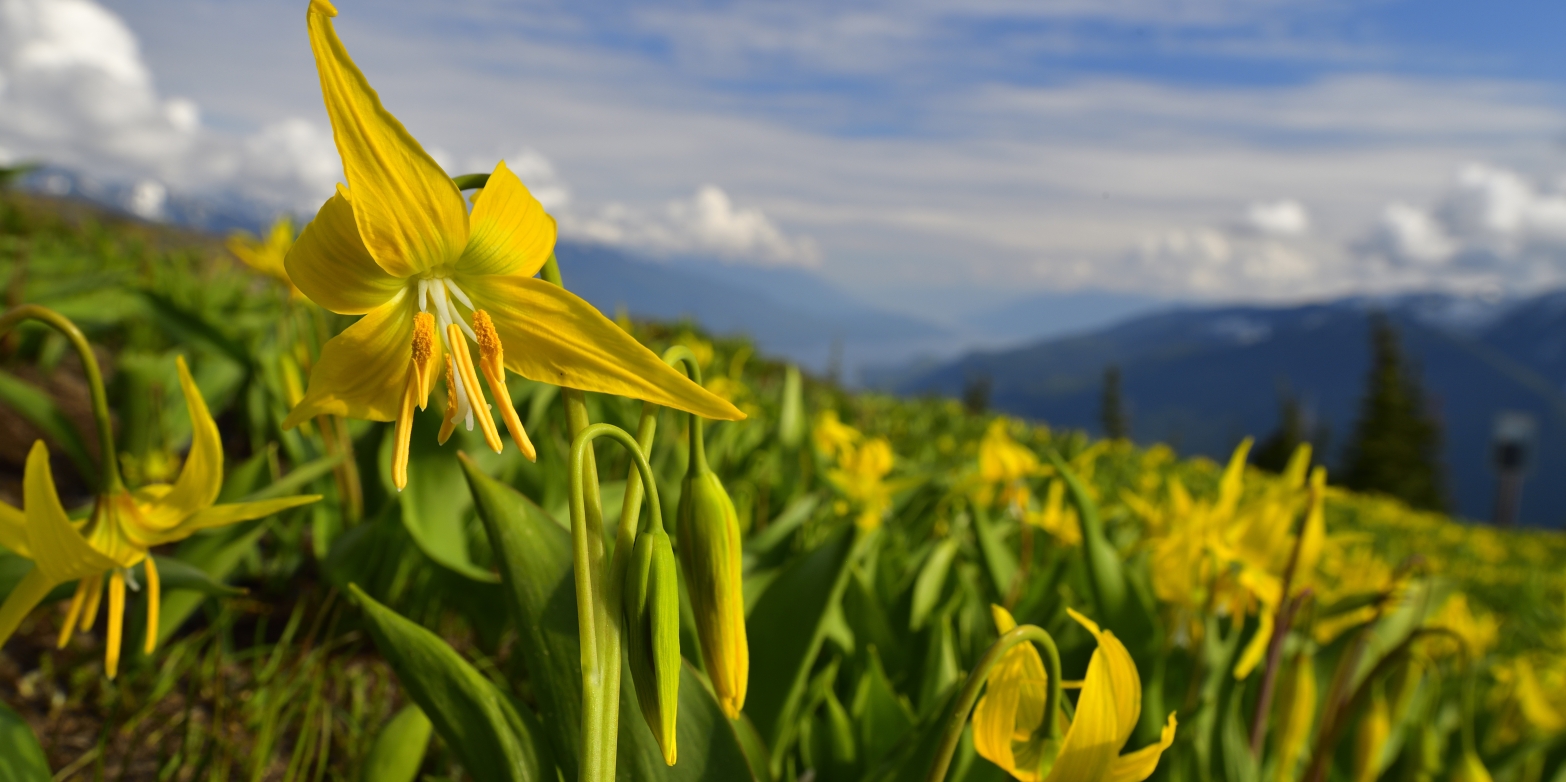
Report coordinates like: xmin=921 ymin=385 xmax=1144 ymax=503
xmin=310 ymin=0 xmax=338 ymax=18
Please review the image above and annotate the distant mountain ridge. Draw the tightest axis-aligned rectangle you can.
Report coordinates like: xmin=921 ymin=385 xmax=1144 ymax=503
xmin=898 ymin=293 xmax=1566 ymax=526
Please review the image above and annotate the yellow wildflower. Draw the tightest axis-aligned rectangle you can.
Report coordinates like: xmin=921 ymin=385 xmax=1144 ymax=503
xmin=1024 ymin=479 xmax=1081 ymax=547
xmin=228 ymin=216 xmax=302 ymax=298
xmin=975 ymin=606 xmax=1176 ymax=781
xmin=813 ymin=409 xmax=861 ymax=462
xmin=283 ymin=1 xmax=741 ymax=491
xmin=0 ymin=357 xmax=318 ymax=678
xmin=977 ymin=418 xmax=1039 ymax=511
xmin=827 ymin=437 xmax=895 ymax=530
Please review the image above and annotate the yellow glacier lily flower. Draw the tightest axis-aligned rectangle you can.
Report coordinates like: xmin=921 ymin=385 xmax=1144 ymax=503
xmin=285 ymin=1 xmax=742 ymax=490
xmin=975 ymin=606 xmax=1176 ymax=782
xmin=827 ymin=437 xmax=896 ymax=530
xmin=0 ymin=357 xmax=319 ymax=678
xmin=976 ymin=418 xmax=1040 ymax=511
xmin=228 ymin=216 xmax=302 ymax=298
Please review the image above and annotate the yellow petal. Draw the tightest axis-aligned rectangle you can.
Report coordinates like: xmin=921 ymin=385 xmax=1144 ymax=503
xmin=284 ymin=296 xmax=416 ymax=427
xmin=1067 ymin=608 xmax=1140 ymax=750
xmin=136 ymin=357 xmax=223 ymax=531
xmin=0 ymin=499 xmax=29 ymax=558
xmin=139 ymin=496 xmax=322 ymax=547
xmin=307 ymin=0 xmax=467 ymax=277
xmin=286 ymin=186 xmax=406 ymax=314
xmin=0 ymin=567 xmax=54 ymax=652
xmin=975 ymin=604 xmax=1052 ymax=778
xmin=458 ymin=160 xmax=556 ymax=278
xmin=23 ymin=441 xmax=115 ymax=582
xmin=465 ymin=275 xmax=745 ymax=421
xmin=1104 ymin=713 xmax=1177 ymax=782
xmin=1044 ymin=637 xmax=1122 ymax=782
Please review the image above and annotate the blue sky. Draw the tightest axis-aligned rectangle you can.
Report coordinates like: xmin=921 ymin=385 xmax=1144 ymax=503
xmin=6 ymin=0 xmax=1566 ymax=318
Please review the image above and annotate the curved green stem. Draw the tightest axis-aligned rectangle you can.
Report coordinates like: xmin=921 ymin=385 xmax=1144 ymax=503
xmin=1046 ymin=450 xmax=1124 ymax=621
xmin=569 ymin=422 xmax=666 ymax=782
xmin=0 ymin=304 xmax=120 ymax=492
xmin=452 ymin=173 xmax=490 ymax=191
xmin=925 ymin=624 xmax=1063 ymax=782
xmin=661 ymin=346 xmax=707 ymax=475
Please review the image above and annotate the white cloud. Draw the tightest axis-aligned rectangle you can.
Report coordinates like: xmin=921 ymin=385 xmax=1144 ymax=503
xmin=1245 ymin=199 xmax=1309 ymax=237
xmin=563 ymin=185 xmax=821 ymax=267
xmin=0 ymin=0 xmax=339 ymax=213
xmin=1370 ymin=202 xmax=1454 ymax=266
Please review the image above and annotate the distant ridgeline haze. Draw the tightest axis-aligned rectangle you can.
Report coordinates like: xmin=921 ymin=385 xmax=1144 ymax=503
xmin=898 ymin=293 xmax=1566 ymax=526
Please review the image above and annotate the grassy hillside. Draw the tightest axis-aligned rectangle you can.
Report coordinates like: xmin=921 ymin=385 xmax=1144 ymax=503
xmin=1 ymin=190 xmax=1564 ymax=780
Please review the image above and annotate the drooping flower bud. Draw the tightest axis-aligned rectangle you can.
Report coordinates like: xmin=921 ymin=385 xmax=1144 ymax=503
xmin=677 ymin=469 xmax=749 ymax=719
xmin=624 ymin=527 xmax=681 ymax=765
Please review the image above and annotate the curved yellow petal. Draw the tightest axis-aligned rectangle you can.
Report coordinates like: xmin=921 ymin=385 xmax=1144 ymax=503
xmin=136 ymin=357 xmax=223 ymax=531
xmin=307 ymin=0 xmax=467 ymax=277
xmin=284 ymin=296 xmax=416 ymax=427
xmin=0 ymin=499 xmax=29 ymax=558
xmin=975 ymin=606 xmax=1052 ymax=779
xmin=1067 ymin=608 xmax=1140 ymax=750
xmin=286 ymin=186 xmax=406 ymax=314
xmin=1044 ymin=639 xmax=1122 ymax=782
xmin=23 ymin=441 xmax=115 ymax=583
xmin=143 ymin=495 xmax=322 ymax=546
xmin=465 ymin=275 xmax=745 ymax=421
xmin=0 ymin=567 xmax=54 ymax=652
xmin=1104 ymin=713 xmax=1177 ymax=782
xmin=458 ymin=160 xmax=556 ymax=278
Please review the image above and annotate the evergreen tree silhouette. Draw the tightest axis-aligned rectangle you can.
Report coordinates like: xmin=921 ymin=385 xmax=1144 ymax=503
xmin=1340 ymin=314 xmax=1447 ymax=511
xmin=1253 ymin=391 xmax=1330 ymax=474
xmin=1101 ymin=364 xmax=1129 ymax=440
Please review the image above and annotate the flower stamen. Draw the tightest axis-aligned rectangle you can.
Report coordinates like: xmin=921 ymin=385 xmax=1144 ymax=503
xmin=439 ymin=357 xmax=459 ymax=445
xmin=393 ymin=313 xmax=438 ymax=491
xmin=473 ymin=310 xmax=535 ymax=462
xmin=447 ymin=323 xmax=503 ymax=453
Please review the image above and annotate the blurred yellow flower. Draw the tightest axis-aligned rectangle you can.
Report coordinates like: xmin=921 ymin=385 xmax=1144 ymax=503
xmin=0 ymin=357 xmax=318 ymax=678
xmin=813 ymin=409 xmax=861 ymax=461
xmin=228 ymin=216 xmax=302 ymax=298
xmin=827 ymin=437 xmax=896 ymax=530
xmin=975 ymin=606 xmax=1175 ymax=781
xmin=284 ymin=1 xmax=741 ymax=491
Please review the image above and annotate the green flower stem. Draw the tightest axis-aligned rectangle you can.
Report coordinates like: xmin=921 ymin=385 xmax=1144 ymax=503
xmin=570 ymin=423 xmax=665 ymax=782
xmin=620 ymin=402 xmax=661 ymax=543
xmin=660 ymin=345 xmax=707 ymax=475
xmin=924 ymin=623 xmax=1063 ymax=782
xmin=1046 ymin=450 xmax=1125 ymax=622
xmin=0 ymin=304 xmax=120 ymax=493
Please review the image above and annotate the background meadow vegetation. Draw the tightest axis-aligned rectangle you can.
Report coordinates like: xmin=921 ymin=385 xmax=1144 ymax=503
xmin=1 ymin=187 xmax=1565 ymax=781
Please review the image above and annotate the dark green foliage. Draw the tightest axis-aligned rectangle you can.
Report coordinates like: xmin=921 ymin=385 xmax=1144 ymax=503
xmin=1252 ymin=391 xmax=1328 ymax=474
xmin=1340 ymin=315 xmax=1447 ymax=511
xmin=1100 ymin=364 xmax=1129 ymax=440
xmin=960 ymin=373 xmax=990 ymax=416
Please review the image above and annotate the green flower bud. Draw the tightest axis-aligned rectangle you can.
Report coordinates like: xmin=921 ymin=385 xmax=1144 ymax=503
xmin=677 ymin=469 xmax=749 ymax=719
xmin=624 ymin=527 xmax=681 ymax=765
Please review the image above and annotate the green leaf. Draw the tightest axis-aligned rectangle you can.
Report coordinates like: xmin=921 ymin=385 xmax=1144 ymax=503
xmin=744 ymin=493 xmax=819 ymax=564
xmin=156 ymin=519 xmax=272 ymax=645
xmin=909 ymin=537 xmax=960 ymax=631
xmin=240 ymin=453 xmax=341 ymax=502
xmin=460 ymin=455 xmax=583 ymax=778
xmin=142 ymin=555 xmax=244 ymax=597
xmin=461 ymin=457 xmax=759 ymax=782
xmin=0 ymin=369 xmax=97 ymax=486
xmin=969 ymin=506 xmax=1016 ymax=601
xmin=851 ymin=646 xmax=915 ymax=769
xmin=0 ymin=699 xmax=50 ymax=782
xmin=617 ymin=660 xmax=760 ymax=781
xmin=385 ymin=409 xmax=498 ymax=583
xmin=348 ymin=584 xmax=555 ymax=782
xmin=137 ymin=290 xmax=253 ymax=368
xmin=745 ymin=524 xmax=868 ymax=771
xmin=361 ymin=704 xmax=433 ymax=782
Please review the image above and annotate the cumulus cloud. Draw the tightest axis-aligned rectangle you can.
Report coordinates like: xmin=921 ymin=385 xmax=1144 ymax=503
xmin=563 ymin=185 xmax=821 ymax=267
xmin=0 ymin=0 xmax=338 ymax=215
xmin=1244 ymin=199 xmax=1309 ymax=237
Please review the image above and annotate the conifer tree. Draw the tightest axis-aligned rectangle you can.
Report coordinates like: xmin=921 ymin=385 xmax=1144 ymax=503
xmin=1253 ymin=392 xmax=1329 ymax=473
xmin=1340 ymin=314 xmax=1447 ymax=511
xmin=1101 ymin=364 xmax=1129 ymax=440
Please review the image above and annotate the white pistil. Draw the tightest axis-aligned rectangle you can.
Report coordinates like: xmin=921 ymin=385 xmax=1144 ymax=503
xmin=415 ymin=275 xmax=481 ymax=430
xmin=123 ymin=567 xmax=141 ymax=592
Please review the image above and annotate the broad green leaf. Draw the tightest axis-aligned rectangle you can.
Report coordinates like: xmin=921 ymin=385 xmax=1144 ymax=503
xmin=461 ymin=457 xmax=759 ymax=782
xmin=618 ymin=660 xmax=761 ymax=781
xmin=745 ymin=493 xmax=820 ymax=564
xmin=0 ymin=699 xmax=50 ymax=782
xmin=969 ymin=506 xmax=1016 ymax=601
xmin=909 ymin=537 xmax=960 ymax=631
xmin=851 ymin=646 xmax=915 ymax=769
xmin=461 ymin=456 xmax=582 ymax=778
xmin=348 ymin=584 xmax=555 ymax=782
xmin=0 ymin=369 xmax=97 ymax=486
xmin=362 ymin=704 xmax=433 ymax=782
xmin=141 ymin=555 xmax=244 ymax=597
xmin=745 ymin=524 xmax=868 ymax=771
xmin=384 ymin=408 xmax=498 ymax=583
